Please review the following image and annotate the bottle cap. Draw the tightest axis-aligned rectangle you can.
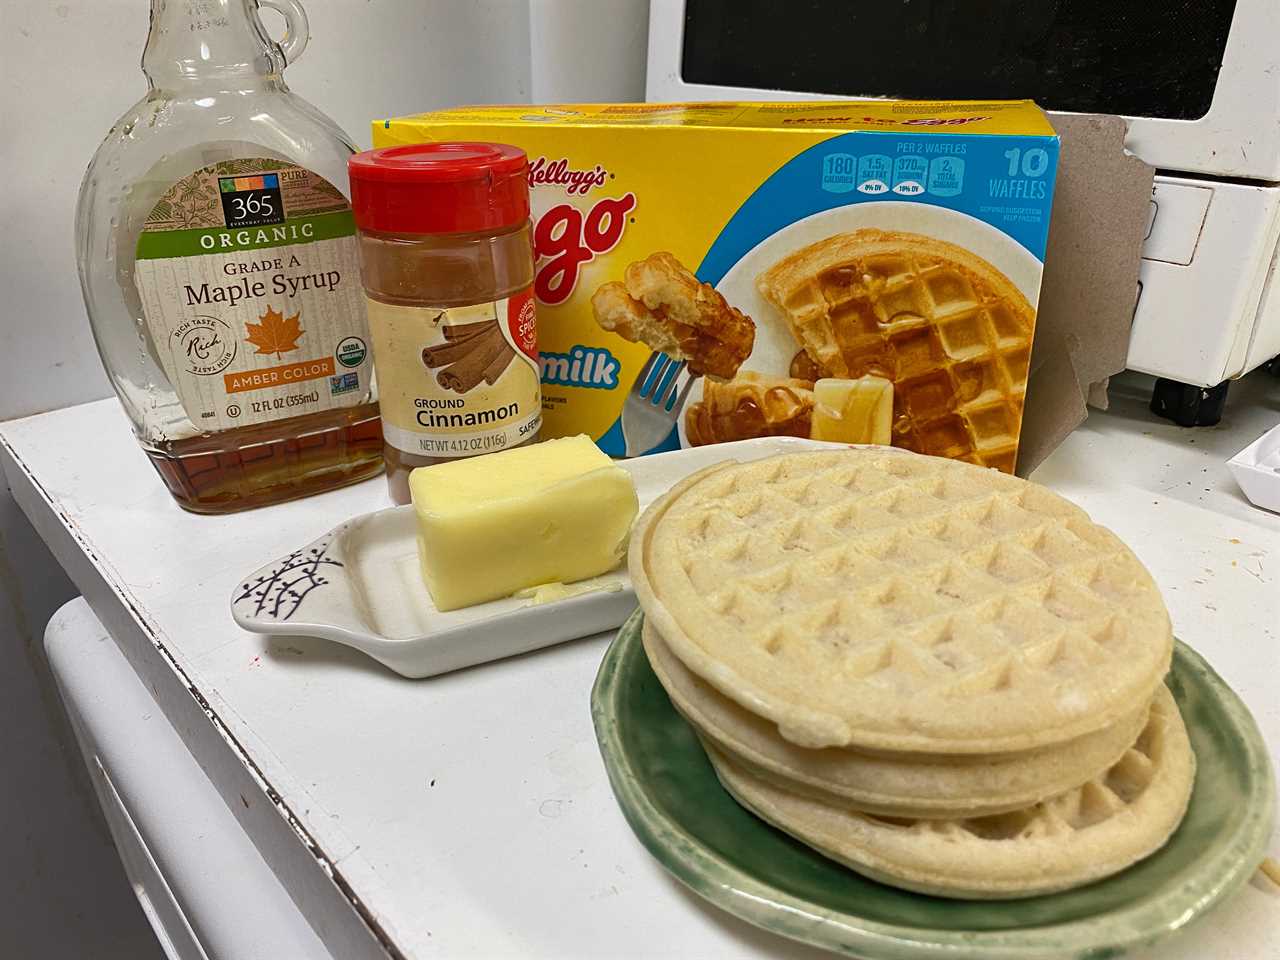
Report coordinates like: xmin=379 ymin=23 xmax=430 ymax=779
xmin=348 ymin=142 xmax=530 ymax=235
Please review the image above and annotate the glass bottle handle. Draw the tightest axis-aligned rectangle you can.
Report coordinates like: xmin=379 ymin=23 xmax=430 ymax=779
xmin=258 ymin=0 xmax=310 ymax=65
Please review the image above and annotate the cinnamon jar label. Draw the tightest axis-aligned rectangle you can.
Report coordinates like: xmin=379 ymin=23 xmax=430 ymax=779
xmin=367 ymin=288 xmax=542 ymax=457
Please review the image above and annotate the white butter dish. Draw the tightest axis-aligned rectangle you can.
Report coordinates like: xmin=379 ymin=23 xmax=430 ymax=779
xmin=231 ymin=437 xmax=846 ymax=678
xmin=1227 ymin=421 xmax=1280 ymax=514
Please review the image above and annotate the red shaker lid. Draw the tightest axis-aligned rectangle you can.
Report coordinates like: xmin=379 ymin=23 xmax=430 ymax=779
xmin=348 ymin=142 xmax=530 ymax=235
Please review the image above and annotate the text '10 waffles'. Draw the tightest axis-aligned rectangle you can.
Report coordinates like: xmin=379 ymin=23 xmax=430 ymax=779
xmin=375 ymin=101 xmax=1059 ymax=472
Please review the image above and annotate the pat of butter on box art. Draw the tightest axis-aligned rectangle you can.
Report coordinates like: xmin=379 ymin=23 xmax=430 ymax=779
xmin=375 ymin=100 xmax=1058 ymax=475
xmin=408 ymin=435 xmax=639 ymax=611
xmin=811 ymin=377 xmax=894 ymax=446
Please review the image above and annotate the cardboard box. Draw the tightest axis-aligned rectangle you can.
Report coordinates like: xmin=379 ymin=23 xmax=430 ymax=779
xmin=375 ymin=100 xmax=1061 ymax=473
xmin=1021 ymin=112 xmax=1153 ymax=473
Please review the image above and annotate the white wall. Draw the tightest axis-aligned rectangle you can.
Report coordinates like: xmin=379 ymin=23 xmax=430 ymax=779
xmin=529 ymin=0 xmax=651 ymax=102
xmin=0 ymin=1 xmax=646 ymax=955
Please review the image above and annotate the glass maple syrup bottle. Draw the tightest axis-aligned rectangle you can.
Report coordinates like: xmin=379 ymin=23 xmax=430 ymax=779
xmin=75 ymin=0 xmax=382 ymax=513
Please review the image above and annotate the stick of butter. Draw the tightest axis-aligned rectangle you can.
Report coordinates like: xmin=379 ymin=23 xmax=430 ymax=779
xmin=409 ymin=435 xmax=639 ymax=611
xmin=810 ymin=376 xmax=894 ymax=446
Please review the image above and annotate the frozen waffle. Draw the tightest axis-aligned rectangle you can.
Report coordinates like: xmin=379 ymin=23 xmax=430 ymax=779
xmin=592 ymin=252 xmax=755 ymax=380
xmin=630 ymin=449 xmax=1173 ymax=752
xmin=757 ymin=230 xmax=1033 ymax=474
xmin=642 ymin=619 xmax=1151 ymax=819
xmin=684 ymin=372 xmax=814 ymax=446
xmin=705 ymin=685 xmax=1195 ymax=899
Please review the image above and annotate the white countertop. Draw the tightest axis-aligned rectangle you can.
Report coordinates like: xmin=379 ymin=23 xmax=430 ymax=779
xmin=3 ymin=370 xmax=1278 ymax=960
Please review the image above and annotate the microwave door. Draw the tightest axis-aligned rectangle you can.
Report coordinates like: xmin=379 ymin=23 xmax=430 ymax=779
xmin=677 ymin=0 xmax=1236 ymax=120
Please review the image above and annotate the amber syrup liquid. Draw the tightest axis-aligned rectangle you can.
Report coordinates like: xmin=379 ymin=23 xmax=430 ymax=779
xmin=144 ymin=402 xmax=383 ymax=513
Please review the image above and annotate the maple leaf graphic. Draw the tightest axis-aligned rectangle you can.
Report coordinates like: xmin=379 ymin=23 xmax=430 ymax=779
xmin=245 ymin=305 xmax=304 ymax=359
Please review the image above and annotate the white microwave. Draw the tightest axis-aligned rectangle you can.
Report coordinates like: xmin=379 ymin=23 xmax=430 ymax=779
xmin=645 ymin=0 xmax=1280 ymax=412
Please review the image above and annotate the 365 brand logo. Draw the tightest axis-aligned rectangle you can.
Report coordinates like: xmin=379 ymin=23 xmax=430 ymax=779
xmin=533 ymin=193 xmax=636 ymax=306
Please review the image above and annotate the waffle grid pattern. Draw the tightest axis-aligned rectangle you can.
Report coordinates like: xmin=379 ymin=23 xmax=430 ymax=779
xmin=759 ymin=231 xmax=1033 ymax=473
xmin=643 ymin=452 xmax=1171 ymax=751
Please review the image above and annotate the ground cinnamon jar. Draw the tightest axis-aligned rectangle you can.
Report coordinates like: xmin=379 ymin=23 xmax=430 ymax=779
xmin=349 ymin=143 xmax=541 ymax=503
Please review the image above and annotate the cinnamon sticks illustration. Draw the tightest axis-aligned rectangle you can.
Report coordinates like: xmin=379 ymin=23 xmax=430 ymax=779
xmin=422 ymin=320 xmax=517 ymax=392
xmin=421 ymin=332 xmax=491 ymax=367
xmin=441 ymin=318 xmax=498 ymax=342
xmin=481 ymin=343 xmax=516 ymax=385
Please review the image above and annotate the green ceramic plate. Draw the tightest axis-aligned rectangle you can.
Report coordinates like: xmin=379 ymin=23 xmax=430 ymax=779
xmin=592 ymin=610 xmax=1275 ymax=960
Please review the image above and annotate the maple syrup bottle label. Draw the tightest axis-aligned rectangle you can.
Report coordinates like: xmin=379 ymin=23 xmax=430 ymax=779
xmin=366 ymin=289 xmax=542 ymax=458
xmin=133 ymin=158 xmax=373 ymax=432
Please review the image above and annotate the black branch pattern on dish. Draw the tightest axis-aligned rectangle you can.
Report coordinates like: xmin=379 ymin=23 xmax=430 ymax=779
xmin=235 ymin=540 xmax=343 ymax=621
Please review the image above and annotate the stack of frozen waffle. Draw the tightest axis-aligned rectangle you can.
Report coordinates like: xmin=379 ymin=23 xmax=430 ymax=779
xmin=629 ymin=449 xmax=1195 ymax=898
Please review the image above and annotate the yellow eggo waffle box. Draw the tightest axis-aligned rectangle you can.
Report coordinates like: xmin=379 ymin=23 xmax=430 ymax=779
xmin=374 ymin=101 xmax=1058 ymax=472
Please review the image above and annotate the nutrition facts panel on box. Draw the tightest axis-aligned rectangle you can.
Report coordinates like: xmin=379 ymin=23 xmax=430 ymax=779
xmin=822 ymin=151 xmax=965 ymax=198
xmin=892 ymin=156 xmax=927 ymax=195
xmin=927 ymin=156 xmax=965 ymax=196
